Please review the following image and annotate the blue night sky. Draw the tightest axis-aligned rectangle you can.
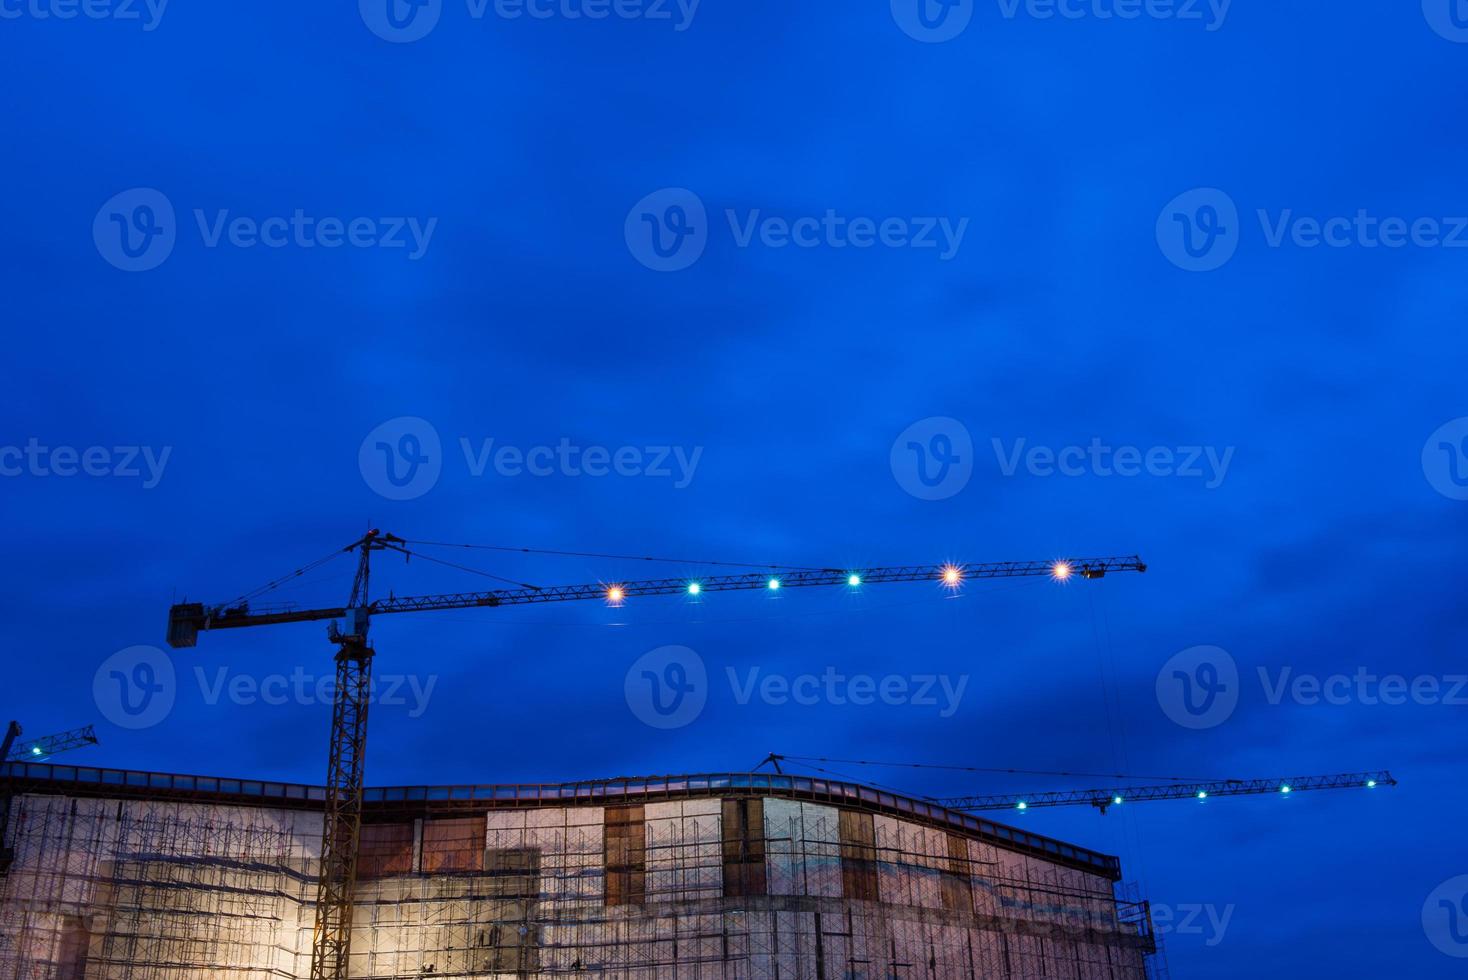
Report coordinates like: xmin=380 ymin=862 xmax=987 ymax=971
xmin=3 ymin=1 xmax=1467 ymax=976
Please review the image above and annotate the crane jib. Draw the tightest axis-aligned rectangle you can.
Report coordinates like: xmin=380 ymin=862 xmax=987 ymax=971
xmin=165 ymin=555 xmax=1146 ymax=648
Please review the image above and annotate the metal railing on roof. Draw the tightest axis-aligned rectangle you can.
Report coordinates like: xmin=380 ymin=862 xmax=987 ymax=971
xmin=0 ymin=762 xmax=1119 ymax=873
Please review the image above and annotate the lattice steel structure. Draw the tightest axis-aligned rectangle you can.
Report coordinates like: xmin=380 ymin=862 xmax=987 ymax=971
xmin=940 ymin=771 xmax=1397 ymax=814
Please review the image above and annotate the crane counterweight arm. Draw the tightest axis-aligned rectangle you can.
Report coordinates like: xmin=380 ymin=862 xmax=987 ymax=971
xmin=939 ymin=771 xmax=1395 ymax=814
xmin=166 ymin=554 xmax=1147 ymax=648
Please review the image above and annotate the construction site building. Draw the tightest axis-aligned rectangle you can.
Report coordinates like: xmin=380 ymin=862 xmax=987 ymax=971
xmin=0 ymin=762 xmax=1157 ymax=978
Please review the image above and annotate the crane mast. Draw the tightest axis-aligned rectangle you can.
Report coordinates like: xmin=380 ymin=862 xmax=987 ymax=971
xmin=166 ymin=530 xmax=1146 ymax=980
xmin=309 ymin=532 xmax=385 ymax=980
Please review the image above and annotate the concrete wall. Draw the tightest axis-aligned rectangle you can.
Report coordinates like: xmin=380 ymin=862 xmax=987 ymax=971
xmin=0 ymin=791 xmax=1150 ymax=979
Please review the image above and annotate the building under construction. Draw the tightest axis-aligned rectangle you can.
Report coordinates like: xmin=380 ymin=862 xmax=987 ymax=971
xmin=0 ymin=761 xmax=1156 ymax=979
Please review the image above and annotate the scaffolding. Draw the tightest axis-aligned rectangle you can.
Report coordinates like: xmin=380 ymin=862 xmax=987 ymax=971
xmin=0 ymin=789 xmax=1153 ymax=980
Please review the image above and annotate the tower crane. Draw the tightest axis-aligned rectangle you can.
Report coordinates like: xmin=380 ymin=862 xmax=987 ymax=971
xmin=0 ymin=722 xmax=100 ymax=872
xmin=165 ymin=529 xmax=1146 ymax=980
xmin=1 ymin=722 xmax=99 ymax=763
xmin=938 ymin=771 xmax=1396 ymax=814
xmin=757 ymin=756 xmax=1396 ymax=818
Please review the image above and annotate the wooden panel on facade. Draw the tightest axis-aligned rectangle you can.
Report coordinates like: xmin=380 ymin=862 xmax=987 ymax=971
xmin=422 ymin=815 xmax=487 ymax=873
xmin=941 ymin=832 xmax=974 ymax=912
xmin=357 ymin=821 xmax=414 ymax=879
xmin=604 ymin=805 xmax=646 ymax=906
xmin=721 ymin=799 xmax=767 ymax=897
xmin=838 ymin=809 xmax=879 ymax=902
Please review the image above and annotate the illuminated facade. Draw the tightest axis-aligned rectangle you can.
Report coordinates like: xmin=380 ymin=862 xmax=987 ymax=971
xmin=0 ymin=763 xmax=1156 ymax=978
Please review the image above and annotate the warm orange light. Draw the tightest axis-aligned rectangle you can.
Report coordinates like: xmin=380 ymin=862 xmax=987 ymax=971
xmin=606 ymin=586 xmax=626 ymax=605
xmin=1051 ymin=561 xmax=1073 ymax=581
xmin=941 ymin=564 xmax=963 ymax=586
